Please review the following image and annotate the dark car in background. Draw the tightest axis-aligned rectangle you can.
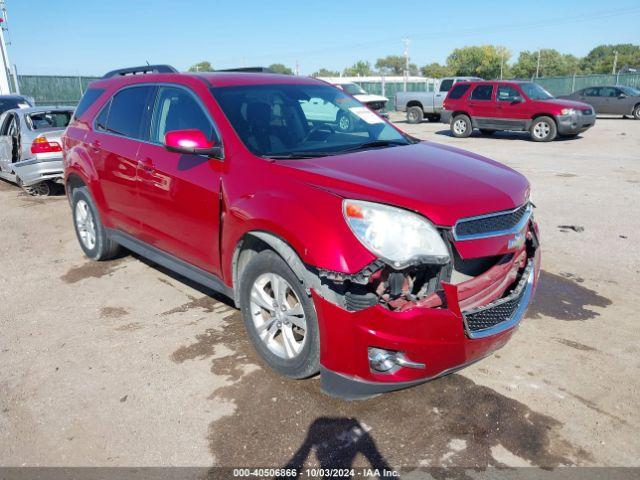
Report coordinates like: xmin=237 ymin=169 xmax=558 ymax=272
xmin=559 ymin=85 xmax=640 ymax=119
xmin=0 ymin=95 xmax=34 ymax=115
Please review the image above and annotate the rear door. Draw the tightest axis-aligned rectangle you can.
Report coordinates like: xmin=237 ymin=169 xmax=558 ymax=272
xmin=581 ymin=87 xmax=604 ymax=112
xmin=0 ymin=113 xmax=16 ymax=172
xmin=468 ymin=84 xmax=495 ymax=126
xmin=88 ymin=85 xmax=155 ymax=235
xmin=135 ymin=84 xmax=224 ymax=274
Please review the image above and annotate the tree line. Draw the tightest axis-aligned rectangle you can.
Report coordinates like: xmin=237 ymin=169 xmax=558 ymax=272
xmin=188 ymin=43 xmax=640 ymax=79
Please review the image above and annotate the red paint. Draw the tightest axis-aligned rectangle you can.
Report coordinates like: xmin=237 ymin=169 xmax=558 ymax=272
xmin=63 ymin=71 xmax=541 ymax=392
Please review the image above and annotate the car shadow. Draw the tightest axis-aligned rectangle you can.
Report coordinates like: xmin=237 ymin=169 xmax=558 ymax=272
xmin=434 ymin=129 xmax=583 ymax=142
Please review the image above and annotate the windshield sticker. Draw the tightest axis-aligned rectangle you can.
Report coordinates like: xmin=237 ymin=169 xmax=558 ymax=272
xmin=349 ymin=107 xmax=384 ymax=124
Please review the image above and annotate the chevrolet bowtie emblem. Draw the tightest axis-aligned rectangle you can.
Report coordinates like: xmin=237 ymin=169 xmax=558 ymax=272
xmin=508 ymin=231 xmax=526 ymax=249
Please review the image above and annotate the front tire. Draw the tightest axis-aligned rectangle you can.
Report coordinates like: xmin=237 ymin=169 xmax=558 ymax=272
xmin=530 ymin=116 xmax=557 ymax=142
xmin=406 ymin=106 xmax=424 ymax=124
xmin=239 ymin=250 xmax=320 ymax=379
xmin=71 ymin=187 xmax=121 ymax=260
xmin=451 ymin=114 xmax=472 ymax=138
xmin=633 ymin=104 xmax=640 ymax=120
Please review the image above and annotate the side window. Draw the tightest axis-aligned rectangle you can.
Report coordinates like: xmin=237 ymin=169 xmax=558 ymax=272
xmin=583 ymin=87 xmax=600 ymax=97
xmin=150 ymin=86 xmax=216 ymax=144
xmin=95 ymin=99 xmax=111 ymax=131
xmin=448 ymin=84 xmax=470 ymax=100
xmin=471 ymin=85 xmax=494 ymax=101
xmin=600 ymin=87 xmax=617 ymax=97
xmin=74 ymin=88 xmax=105 ymax=120
xmin=104 ymin=86 xmax=154 ymax=139
xmin=497 ymin=85 xmax=520 ymax=102
xmin=439 ymin=79 xmax=454 ymax=92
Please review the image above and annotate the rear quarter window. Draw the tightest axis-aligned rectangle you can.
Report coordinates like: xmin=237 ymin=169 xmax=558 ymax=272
xmin=448 ymin=84 xmax=470 ymax=100
xmin=74 ymin=88 xmax=105 ymax=120
xmin=439 ymin=79 xmax=454 ymax=92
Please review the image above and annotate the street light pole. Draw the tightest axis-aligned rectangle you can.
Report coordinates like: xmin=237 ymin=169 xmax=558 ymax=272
xmin=535 ymin=49 xmax=541 ymax=79
xmin=402 ymin=38 xmax=410 ymax=92
xmin=612 ymin=51 xmax=618 ymax=75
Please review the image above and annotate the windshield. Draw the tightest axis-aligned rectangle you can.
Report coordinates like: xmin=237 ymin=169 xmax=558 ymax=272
xmin=210 ymin=83 xmax=409 ymax=158
xmin=27 ymin=110 xmax=73 ymax=130
xmin=341 ymin=83 xmax=367 ymax=96
xmin=520 ymin=83 xmax=554 ymax=100
xmin=621 ymin=86 xmax=640 ymax=96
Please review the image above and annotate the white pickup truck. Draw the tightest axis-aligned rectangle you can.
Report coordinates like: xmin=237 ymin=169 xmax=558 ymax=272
xmin=395 ymin=76 xmax=482 ymax=123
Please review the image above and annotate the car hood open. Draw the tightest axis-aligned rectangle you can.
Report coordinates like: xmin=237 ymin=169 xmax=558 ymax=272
xmin=277 ymin=141 xmax=529 ymax=227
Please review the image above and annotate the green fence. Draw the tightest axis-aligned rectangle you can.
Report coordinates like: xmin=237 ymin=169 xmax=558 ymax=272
xmin=17 ymin=75 xmax=99 ymax=106
xmin=518 ymin=73 xmax=640 ymax=96
xmin=359 ymin=81 xmax=433 ymax=109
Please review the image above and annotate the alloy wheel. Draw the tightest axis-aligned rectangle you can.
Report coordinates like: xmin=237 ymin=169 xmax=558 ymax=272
xmin=249 ymin=272 xmax=307 ymax=359
xmin=338 ymin=115 xmax=351 ymax=131
xmin=533 ymin=121 xmax=551 ymax=139
xmin=75 ymin=199 xmax=97 ymax=250
xmin=453 ymin=119 xmax=467 ymax=135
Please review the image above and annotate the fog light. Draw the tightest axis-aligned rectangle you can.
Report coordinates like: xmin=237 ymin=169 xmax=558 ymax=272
xmin=368 ymin=347 xmax=397 ymax=372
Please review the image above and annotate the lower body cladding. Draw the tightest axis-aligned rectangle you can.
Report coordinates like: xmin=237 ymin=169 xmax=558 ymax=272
xmin=312 ymin=223 xmax=541 ymax=400
xmin=12 ymin=156 xmax=64 ymax=187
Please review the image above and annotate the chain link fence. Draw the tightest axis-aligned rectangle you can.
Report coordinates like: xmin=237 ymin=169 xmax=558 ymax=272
xmin=16 ymin=75 xmax=99 ymax=106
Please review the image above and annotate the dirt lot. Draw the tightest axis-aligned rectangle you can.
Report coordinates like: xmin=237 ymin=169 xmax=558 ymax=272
xmin=1 ymin=115 xmax=639 ymax=471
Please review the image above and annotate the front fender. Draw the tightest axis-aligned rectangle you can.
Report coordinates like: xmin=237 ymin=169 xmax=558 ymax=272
xmin=220 ymin=179 xmax=376 ymax=285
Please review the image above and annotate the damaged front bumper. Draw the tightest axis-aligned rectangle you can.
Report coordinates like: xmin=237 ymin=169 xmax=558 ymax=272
xmin=311 ymin=220 xmax=541 ymax=400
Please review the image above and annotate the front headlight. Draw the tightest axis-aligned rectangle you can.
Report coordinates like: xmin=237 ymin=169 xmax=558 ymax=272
xmin=561 ymin=108 xmax=576 ymax=115
xmin=343 ymin=199 xmax=450 ymax=268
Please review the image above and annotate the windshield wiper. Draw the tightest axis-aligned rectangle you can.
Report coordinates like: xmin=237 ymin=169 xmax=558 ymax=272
xmin=338 ymin=140 xmax=409 ymax=153
xmin=265 ymin=151 xmax=338 ymax=159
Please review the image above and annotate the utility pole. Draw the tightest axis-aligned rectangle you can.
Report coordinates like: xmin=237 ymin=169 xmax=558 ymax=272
xmin=535 ymin=49 xmax=541 ymax=79
xmin=500 ymin=49 xmax=504 ymax=80
xmin=0 ymin=0 xmax=13 ymax=94
xmin=402 ymin=38 xmax=410 ymax=92
xmin=295 ymin=60 xmax=299 ymax=76
xmin=612 ymin=50 xmax=618 ymax=75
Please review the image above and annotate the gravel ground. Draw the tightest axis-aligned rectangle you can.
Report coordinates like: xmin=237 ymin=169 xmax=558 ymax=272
xmin=0 ymin=114 xmax=638 ymax=471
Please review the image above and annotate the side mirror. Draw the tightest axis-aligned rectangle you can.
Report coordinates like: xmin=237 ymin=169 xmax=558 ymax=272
xmin=164 ymin=129 xmax=222 ymax=158
xmin=618 ymin=93 xmax=627 ymax=98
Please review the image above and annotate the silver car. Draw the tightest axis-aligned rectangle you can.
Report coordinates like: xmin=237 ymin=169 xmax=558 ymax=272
xmin=0 ymin=106 xmax=74 ymax=195
xmin=560 ymin=85 xmax=640 ymax=119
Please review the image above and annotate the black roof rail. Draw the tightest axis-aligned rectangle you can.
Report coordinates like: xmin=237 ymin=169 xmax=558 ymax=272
xmin=216 ymin=67 xmax=277 ymax=73
xmin=102 ymin=64 xmax=178 ymax=79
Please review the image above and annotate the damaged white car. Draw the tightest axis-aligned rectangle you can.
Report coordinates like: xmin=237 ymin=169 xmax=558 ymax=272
xmin=0 ymin=106 xmax=73 ymax=195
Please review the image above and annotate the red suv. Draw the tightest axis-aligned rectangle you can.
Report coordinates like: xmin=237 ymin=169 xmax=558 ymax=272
xmin=442 ymin=80 xmax=596 ymax=142
xmin=62 ymin=65 xmax=541 ymax=399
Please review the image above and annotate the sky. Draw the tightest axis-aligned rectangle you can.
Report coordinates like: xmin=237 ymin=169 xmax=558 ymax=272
xmin=5 ymin=0 xmax=640 ymax=76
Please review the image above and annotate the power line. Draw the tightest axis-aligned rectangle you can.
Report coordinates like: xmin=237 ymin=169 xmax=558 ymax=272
xmin=213 ymin=6 xmax=640 ymax=66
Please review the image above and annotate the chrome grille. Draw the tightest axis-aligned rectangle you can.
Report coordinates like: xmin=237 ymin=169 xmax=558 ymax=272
xmin=454 ymin=203 xmax=531 ymax=240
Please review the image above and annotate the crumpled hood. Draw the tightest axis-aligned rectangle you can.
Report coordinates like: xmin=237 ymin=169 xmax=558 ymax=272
xmin=276 ymin=141 xmax=529 ymax=227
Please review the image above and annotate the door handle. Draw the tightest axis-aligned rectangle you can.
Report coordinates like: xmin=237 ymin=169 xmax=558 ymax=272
xmin=138 ymin=157 xmax=154 ymax=172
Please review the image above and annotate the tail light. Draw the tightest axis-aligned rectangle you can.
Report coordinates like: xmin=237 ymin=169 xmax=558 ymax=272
xmin=31 ymin=136 xmax=62 ymax=154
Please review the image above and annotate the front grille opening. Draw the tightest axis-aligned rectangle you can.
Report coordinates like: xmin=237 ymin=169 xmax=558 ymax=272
xmin=455 ymin=203 xmax=530 ymax=239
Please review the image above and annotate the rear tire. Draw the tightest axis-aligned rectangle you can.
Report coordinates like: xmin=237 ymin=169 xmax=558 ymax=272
xmin=71 ymin=187 xmax=121 ymax=260
xmin=451 ymin=114 xmax=472 ymax=138
xmin=406 ymin=106 xmax=424 ymax=124
xmin=239 ymin=250 xmax=320 ymax=379
xmin=633 ymin=104 xmax=640 ymax=120
xmin=529 ymin=116 xmax=557 ymax=142
xmin=21 ymin=180 xmax=52 ymax=196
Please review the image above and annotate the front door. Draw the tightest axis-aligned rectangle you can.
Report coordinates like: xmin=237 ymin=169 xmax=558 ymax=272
xmin=495 ymin=84 xmax=529 ymax=130
xmin=135 ymin=85 xmax=224 ymax=275
xmin=89 ymin=85 xmax=155 ymax=235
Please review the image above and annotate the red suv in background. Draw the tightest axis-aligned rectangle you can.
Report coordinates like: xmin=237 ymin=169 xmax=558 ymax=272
xmin=62 ymin=65 xmax=541 ymax=399
xmin=442 ymin=80 xmax=596 ymax=141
